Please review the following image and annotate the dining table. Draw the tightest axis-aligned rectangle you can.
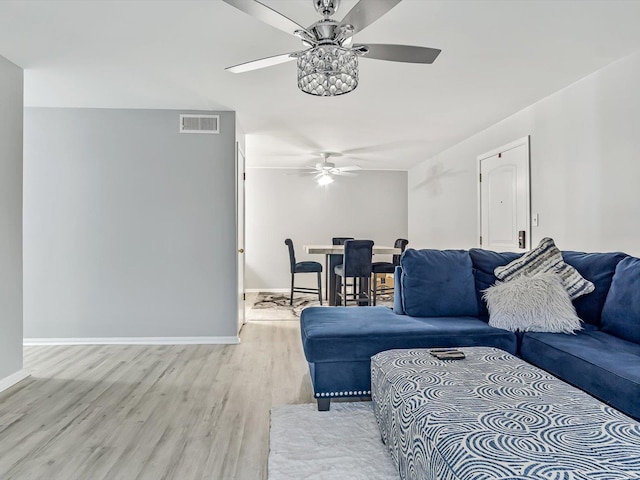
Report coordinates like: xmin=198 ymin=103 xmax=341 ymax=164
xmin=303 ymin=244 xmax=402 ymax=306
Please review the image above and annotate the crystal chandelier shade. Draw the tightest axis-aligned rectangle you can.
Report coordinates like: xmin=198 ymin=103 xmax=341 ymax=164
xmin=297 ymin=46 xmax=358 ymax=96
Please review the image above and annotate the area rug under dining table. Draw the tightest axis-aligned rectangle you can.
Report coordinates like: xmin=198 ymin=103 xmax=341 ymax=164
xmin=247 ymin=292 xmax=393 ymax=321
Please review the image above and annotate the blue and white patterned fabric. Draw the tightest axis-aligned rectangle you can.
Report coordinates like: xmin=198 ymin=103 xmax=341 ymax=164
xmin=371 ymin=347 xmax=640 ymax=480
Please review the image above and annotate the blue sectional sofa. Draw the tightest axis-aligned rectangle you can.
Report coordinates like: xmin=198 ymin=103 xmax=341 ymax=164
xmin=300 ymin=247 xmax=640 ymax=419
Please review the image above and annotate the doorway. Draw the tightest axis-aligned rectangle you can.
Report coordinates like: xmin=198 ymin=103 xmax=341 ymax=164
xmin=478 ymin=137 xmax=531 ymax=252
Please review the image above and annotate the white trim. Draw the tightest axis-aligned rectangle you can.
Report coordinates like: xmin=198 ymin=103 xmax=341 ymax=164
xmin=0 ymin=369 xmax=29 ymax=393
xmin=236 ymin=141 xmax=247 ymax=333
xmin=24 ymin=336 xmax=240 ymax=346
xmin=476 ymin=157 xmax=482 ymax=248
xmin=477 ymin=136 xmax=529 ymax=162
xmin=245 ymin=288 xmax=290 ymax=293
xmin=477 ymin=136 xmax=531 ymax=250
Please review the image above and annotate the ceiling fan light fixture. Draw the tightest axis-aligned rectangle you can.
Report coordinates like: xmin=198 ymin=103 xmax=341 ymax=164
xmin=317 ymin=173 xmax=334 ymax=186
xmin=297 ymin=46 xmax=358 ymax=96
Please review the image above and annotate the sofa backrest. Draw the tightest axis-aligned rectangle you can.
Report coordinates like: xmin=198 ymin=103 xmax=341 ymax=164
xmin=469 ymin=248 xmax=627 ymax=327
xmin=561 ymin=251 xmax=628 ymax=326
xmin=468 ymin=249 xmax=521 ymax=321
xmin=396 ymin=247 xmax=627 ymax=327
xmin=600 ymin=256 xmax=640 ymax=344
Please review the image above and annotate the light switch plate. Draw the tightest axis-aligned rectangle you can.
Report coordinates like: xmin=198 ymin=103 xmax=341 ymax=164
xmin=532 ymin=213 xmax=539 ymax=227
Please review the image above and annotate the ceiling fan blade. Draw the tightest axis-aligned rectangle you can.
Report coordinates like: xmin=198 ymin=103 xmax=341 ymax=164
xmin=286 ymin=170 xmax=320 ymax=177
xmin=222 ymin=0 xmax=305 ymax=36
xmin=226 ymin=51 xmax=298 ymax=73
xmin=336 ymin=165 xmax=361 ymax=172
xmin=333 ymin=171 xmax=358 ymax=177
xmin=339 ymin=0 xmax=402 ymax=36
xmin=361 ymin=44 xmax=441 ymax=64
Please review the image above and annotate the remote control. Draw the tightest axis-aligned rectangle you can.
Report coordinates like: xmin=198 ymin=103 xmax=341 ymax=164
xmin=429 ymin=348 xmax=460 ymax=356
xmin=434 ymin=351 xmax=466 ymax=360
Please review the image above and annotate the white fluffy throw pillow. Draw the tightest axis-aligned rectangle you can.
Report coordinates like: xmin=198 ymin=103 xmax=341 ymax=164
xmin=483 ymin=273 xmax=583 ymax=334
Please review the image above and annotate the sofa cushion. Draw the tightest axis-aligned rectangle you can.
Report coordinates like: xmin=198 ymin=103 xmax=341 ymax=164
xmin=300 ymin=306 xmax=517 ymax=363
xmin=494 ymin=238 xmax=594 ymax=300
xmin=400 ymin=249 xmax=478 ymax=318
xmin=601 ymin=256 xmax=640 ymax=344
xmin=520 ymin=330 xmax=640 ymax=420
xmin=562 ymin=251 xmax=629 ymax=327
xmin=483 ymin=273 xmax=582 ymax=333
xmin=469 ymin=248 xmax=522 ymax=319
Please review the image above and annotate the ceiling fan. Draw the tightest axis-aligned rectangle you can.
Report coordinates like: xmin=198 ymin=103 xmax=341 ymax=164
xmin=299 ymin=152 xmax=361 ymax=185
xmin=222 ymin=0 xmax=441 ymax=96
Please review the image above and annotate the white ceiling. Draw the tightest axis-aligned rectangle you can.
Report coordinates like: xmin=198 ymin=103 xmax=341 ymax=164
xmin=1 ymin=0 xmax=640 ymax=170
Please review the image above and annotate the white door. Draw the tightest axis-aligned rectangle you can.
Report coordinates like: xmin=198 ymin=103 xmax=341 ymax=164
xmin=478 ymin=137 xmax=530 ymax=252
xmin=236 ymin=143 xmax=246 ymax=333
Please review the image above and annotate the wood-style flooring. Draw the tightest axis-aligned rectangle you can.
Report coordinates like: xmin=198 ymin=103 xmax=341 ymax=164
xmin=0 ymin=320 xmax=314 ymax=480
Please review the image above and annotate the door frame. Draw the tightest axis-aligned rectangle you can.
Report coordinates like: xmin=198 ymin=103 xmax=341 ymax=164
xmin=476 ymin=136 xmax=531 ymax=250
xmin=235 ymin=142 xmax=246 ymax=333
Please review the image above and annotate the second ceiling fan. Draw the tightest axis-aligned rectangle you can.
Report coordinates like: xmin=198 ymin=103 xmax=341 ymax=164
xmin=223 ymin=0 xmax=441 ymax=96
xmin=300 ymin=152 xmax=361 ymax=185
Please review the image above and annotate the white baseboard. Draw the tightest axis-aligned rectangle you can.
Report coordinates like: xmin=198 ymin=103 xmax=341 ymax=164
xmin=0 ymin=369 xmax=30 ymax=393
xmin=24 ymin=336 xmax=240 ymax=346
xmin=245 ymin=288 xmax=290 ymax=293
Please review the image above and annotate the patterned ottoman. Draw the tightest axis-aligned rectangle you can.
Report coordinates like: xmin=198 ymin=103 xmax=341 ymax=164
xmin=371 ymin=347 xmax=640 ymax=480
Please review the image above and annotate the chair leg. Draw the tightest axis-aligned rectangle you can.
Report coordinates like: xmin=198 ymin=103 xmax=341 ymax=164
xmin=344 ymin=277 xmax=349 ymax=306
xmin=325 ymin=255 xmax=329 ymax=301
xmin=358 ymin=276 xmax=367 ymax=307
xmin=351 ymin=277 xmax=355 ymax=306
xmin=372 ymin=273 xmax=378 ymax=306
xmin=290 ymin=273 xmax=295 ymax=305
xmin=358 ymin=276 xmax=366 ymax=307
xmin=317 ymin=271 xmax=323 ymax=305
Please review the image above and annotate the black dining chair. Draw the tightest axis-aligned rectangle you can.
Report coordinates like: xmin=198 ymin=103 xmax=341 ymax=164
xmin=371 ymin=238 xmax=409 ymax=305
xmin=325 ymin=237 xmax=354 ymax=300
xmin=335 ymin=240 xmax=374 ymax=306
xmin=332 ymin=237 xmax=354 ymax=245
xmin=285 ymin=239 xmax=323 ymax=305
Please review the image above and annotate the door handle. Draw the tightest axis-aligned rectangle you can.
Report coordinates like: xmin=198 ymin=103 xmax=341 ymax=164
xmin=238 ymin=248 xmax=244 ymax=253
xmin=518 ymin=231 xmax=526 ymax=249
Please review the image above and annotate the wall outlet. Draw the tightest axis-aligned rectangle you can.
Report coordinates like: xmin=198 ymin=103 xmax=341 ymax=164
xmin=532 ymin=213 xmax=539 ymax=227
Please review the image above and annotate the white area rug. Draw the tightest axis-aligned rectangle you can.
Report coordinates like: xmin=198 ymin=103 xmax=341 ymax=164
xmin=269 ymin=403 xmax=399 ymax=480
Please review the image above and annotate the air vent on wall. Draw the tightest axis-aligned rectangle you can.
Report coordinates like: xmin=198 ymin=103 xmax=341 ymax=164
xmin=179 ymin=114 xmax=220 ymax=134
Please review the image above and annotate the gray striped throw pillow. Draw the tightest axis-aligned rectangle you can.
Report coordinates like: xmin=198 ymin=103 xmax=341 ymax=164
xmin=494 ymin=237 xmax=595 ymax=300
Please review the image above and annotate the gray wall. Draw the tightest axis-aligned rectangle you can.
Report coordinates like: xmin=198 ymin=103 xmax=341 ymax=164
xmin=245 ymin=169 xmax=408 ymax=290
xmin=409 ymin=50 xmax=640 ymax=257
xmin=24 ymin=108 xmax=238 ymax=339
xmin=0 ymin=55 xmax=23 ymax=380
